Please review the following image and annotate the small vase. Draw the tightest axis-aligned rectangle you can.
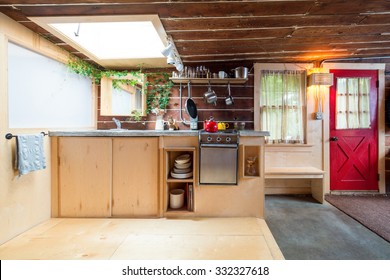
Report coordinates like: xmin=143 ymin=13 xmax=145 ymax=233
xmin=155 ymin=115 xmax=164 ymax=130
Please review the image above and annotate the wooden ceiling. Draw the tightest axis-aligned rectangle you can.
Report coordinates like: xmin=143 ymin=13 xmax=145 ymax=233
xmin=1 ymin=0 xmax=390 ymax=69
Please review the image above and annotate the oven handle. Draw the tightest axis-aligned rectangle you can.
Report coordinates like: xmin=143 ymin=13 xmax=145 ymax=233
xmin=200 ymin=143 xmax=238 ymax=148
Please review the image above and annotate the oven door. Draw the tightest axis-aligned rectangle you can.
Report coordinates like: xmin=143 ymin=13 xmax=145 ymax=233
xmin=199 ymin=143 xmax=238 ymax=185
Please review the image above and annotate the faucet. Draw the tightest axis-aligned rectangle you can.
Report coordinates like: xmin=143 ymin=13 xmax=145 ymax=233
xmin=112 ymin=117 xmax=121 ymax=129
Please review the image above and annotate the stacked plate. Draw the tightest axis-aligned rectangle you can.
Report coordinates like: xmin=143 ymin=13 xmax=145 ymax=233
xmin=171 ymin=153 xmax=193 ymax=179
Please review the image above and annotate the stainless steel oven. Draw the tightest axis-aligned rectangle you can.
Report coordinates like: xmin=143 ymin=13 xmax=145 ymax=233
xmin=199 ymin=130 xmax=239 ymax=185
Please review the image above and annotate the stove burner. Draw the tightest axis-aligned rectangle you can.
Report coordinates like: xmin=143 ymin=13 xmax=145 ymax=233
xmin=199 ymin=129 xmax=239 ymax=145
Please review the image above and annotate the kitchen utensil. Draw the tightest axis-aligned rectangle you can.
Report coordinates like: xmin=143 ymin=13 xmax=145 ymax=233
xmin=218 ymin=71 xmax=228 ymax=79
xmin=175 ymin=153 xmax=191 ymax=163
xmin=204 ymin=116 xmax=218 ymax=132
xmin=245 ymin=156 xmax=257 ymax=176
xmin=169 ymin=189 xmax=185 ymax=209
xmin=170 ymin=171 xmax=193 ymax=179
xmin=173 ymin=167 xmax=192 ymax=174
xmin=175 ymin=161 xmax=192 ymax=169
xmin=225 ymin=82 xmax=234 ymax=105
xmin=203 ymin=82 xmax=217 ymax=105
xmin=155 ymin=115 xmax=165 ymax=130
xmin=233 ymin=67 xmax=248 ymax=79
xmin=185 ymin=82 xmax=198 ymax=129
xmin=217 ymin=122 xmax=230 ymax=130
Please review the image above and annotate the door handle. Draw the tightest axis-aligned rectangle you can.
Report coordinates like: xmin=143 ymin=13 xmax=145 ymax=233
xmin=330 ymin=136 xmax=339 ymax=141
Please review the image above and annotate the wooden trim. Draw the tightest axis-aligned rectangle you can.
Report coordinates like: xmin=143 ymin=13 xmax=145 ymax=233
xmin=50 ymin=137 xmax=59 ymax=217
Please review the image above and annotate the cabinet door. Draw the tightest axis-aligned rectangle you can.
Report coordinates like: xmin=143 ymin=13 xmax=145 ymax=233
xmin=58 ymin=137 xmax=112 ymax=217
xmin=112 ymin=137 xmax=158 ymax=217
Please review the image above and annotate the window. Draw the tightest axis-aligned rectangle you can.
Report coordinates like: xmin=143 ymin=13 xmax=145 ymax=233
xmin=8 ymin=42 xmax=93 ymax=128
xmin=29 ymin=15 xmax=169 ymax=69
xmin=336 ymin=77 xmax=371 ymax=129
xmin=260 ymin=70 xmax=306 ymax=144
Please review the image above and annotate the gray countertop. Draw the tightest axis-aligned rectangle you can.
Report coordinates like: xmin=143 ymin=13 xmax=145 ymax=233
xmin=49 ymin=129 xmax=270 ymax=137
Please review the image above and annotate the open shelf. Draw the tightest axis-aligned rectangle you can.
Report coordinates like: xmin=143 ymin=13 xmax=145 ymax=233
xmin=242 ymin=145 xmax=261 ymax=178
xmin=164 ymin=147 xmax=196 ymax=215
xmin=170 ymin=77 xmax=247 ymax=85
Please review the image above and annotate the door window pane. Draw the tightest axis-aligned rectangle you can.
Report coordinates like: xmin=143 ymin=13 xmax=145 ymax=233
xmin=336 ymin=77 xmax=371 ymax=129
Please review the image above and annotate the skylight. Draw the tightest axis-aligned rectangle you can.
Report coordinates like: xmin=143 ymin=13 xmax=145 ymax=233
xmin=29 ymin=15 xmax=169 ymax=68
xmin=49 ymin=21 xmax=165 ymax=60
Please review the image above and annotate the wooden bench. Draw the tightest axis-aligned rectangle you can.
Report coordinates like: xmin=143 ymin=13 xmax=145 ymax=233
xmin=264 ymin=167 xmax=325 ymax=203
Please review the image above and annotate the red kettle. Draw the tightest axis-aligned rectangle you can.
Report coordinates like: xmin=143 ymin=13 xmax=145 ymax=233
xmin=204 ymin=116 xmax=218 ymax=132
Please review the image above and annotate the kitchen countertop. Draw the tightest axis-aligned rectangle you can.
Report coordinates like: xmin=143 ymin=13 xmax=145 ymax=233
xmin=49 ymin=129 xmax=270 ymax=137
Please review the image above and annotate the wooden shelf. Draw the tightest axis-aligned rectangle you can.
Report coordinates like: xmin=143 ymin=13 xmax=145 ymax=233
xmin=164 ymin=147 xmax=196 ymax=215
xmin=169 ymin=77 xmax=247 ymax=84
xmin=167 ymin=178 xmax=193 ymax=183
xmin=242 ymin=145 xmax=261 ymax=178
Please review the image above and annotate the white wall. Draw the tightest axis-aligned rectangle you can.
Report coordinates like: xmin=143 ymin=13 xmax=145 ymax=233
xmin=0 ymin=12 xmax=96 ymax=245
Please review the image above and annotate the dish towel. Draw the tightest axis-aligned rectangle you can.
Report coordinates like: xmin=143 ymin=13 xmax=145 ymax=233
xmin=15 ymin=134 xmax=46 ymax=176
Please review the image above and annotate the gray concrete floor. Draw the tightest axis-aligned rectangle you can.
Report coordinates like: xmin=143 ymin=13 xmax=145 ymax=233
xmin=265 ymin=195 xmax=390 ymax=260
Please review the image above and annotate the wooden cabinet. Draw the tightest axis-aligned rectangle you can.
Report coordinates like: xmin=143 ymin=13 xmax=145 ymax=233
xmin=52 ymin=134 xmax=266 ymax=219
xmin=54 ymin=137 xmax=158 ymax=218
xmin=57 ymin=137 xmax=112 ymax=217
xmin=112 ymin=137 xmax=158 ymax=217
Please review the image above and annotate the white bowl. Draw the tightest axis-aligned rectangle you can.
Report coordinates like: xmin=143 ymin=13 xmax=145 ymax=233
xmin=175 ymin=154 xmax=191 ymax=164
xmin=171 ymin=171 xmax=193 ymax=179
xmin=173 ymin=167 xmax=192 ymax=174
xmin=175 ymin=162 xmax=192 ymax=169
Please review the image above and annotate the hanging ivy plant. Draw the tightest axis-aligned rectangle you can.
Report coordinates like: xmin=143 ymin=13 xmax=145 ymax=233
xmin=67 ymin=55 xmax=174 ymax=115
xmin=144 ymin=72 xmax=174 ymax=115
xmin=67 ymin=56 xmax=103 ymax=84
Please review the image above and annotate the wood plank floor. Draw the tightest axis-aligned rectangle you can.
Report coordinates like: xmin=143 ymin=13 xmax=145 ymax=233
xmin=0 ymin=218 xmax=284 ymax=260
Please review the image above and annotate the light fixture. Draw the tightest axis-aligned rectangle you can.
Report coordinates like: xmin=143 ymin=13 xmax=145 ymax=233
xmin=167 ymin=52 xmax=176 ymax=64
xmin=161 ymin=43 xmax=173 ymax=57
xmin=175 ymin=61 xmax=184 ymax=72
xmin=161 ymin=36 xmax=184 ymax=72
xmin=308 ymin=73 xmax=334 ymax=86
xmin=308 ymin=71 xmax=334 ymax=120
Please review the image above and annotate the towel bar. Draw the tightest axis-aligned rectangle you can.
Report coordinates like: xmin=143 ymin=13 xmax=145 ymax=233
xmin=5 ymin=132 xmax=48 ymax=140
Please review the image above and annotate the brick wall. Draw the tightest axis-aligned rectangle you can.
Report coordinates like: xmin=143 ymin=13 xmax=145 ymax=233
xmin=97 ymin=69 xmax=254 ymax=131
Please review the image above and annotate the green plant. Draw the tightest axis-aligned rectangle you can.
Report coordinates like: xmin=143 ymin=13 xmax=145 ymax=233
xmin=131 ymin=110 xmax=143 ymax=122
xmin=67 ymin=55 xmax=140 ymax=85
xmin=145 ymin=72 xmax=174 ymax=114
xmin=67 ymin=56 xmax=174 ymax=116
xmin=67 ymin=56 xmax=102 ymax=84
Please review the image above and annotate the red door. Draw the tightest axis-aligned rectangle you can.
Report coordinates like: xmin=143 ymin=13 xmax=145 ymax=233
xmin=329 ymin=70 xmax=378 ymax=191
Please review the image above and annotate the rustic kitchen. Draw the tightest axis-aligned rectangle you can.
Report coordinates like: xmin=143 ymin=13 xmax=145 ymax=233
xmin=0 ymin=1 xmax=389 ymax=262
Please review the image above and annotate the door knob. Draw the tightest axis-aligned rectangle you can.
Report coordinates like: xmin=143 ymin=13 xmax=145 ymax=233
xmin=330 ymin=136 xmax=339 ymax=141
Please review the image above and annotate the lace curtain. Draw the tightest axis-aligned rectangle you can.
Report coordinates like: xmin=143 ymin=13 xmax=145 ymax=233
xmin=260 ymin=70 xmax=306 ymax=143
xmin=336 ymin=77 xmax=371 ymax=129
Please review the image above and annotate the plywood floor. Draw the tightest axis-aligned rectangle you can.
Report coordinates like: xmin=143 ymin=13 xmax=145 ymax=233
xmin=0 ymin=218 xmax=284 ymax=260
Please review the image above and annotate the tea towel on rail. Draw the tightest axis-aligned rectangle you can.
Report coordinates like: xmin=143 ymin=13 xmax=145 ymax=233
xmin=15 ymin=134 xmax=46 ymax=176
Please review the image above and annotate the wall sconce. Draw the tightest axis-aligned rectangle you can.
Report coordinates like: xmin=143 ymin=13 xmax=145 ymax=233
xmin=308 ymin=72 xmax=334 ymax=120
xmin=161 ymin=36 xmax=184 ymax=72
xmin=308 ymin=73 xmax=334 ymax=87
